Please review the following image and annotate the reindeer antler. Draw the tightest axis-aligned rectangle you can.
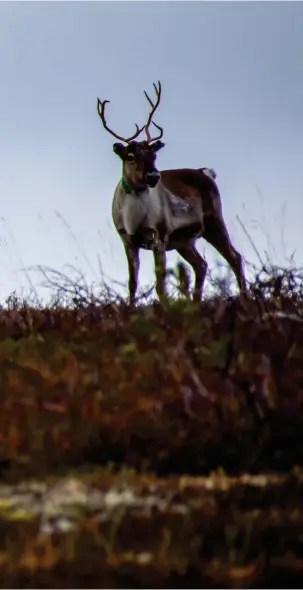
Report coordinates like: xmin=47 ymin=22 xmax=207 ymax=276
xmin=97 ymin=81 xmax=163 ymax=144
xmin=96 ymin=98 xmax=145 ymax=143
xmin=143 ymin=81 xmax=164 ymax=143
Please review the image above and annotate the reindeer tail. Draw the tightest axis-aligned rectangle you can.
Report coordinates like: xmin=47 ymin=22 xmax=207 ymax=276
xmin=200 ymin=167 xmax=217 ymax=180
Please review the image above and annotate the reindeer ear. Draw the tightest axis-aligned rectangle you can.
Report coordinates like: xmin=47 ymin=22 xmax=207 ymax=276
xmin=113 ymin=143 xmax=126 ymax=159
xmin=151 ymin=140 xmax=165 ymax=153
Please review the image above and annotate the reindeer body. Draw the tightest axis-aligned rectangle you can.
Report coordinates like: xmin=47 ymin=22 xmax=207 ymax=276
xmin=112 ymin=168 xmax=214 ymax=250
xmin=112 ymin=181 xmax=166 ymax=239
xmin=97 ymin=81 xmax=246 ymax=304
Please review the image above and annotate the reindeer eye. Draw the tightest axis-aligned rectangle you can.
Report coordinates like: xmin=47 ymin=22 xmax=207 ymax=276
xmin=127 ymin=153 xmax=136 ymax=161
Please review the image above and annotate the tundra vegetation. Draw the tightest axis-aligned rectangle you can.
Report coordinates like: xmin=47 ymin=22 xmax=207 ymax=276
xmin=0 ymin=257 xmax=302 ymax=588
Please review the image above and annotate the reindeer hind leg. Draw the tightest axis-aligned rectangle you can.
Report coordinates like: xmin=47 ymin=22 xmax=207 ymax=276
xmin=203 ymin=217 xmax=246 ymax=293
xmin=176 ymin=243 xmax=208 ymax=301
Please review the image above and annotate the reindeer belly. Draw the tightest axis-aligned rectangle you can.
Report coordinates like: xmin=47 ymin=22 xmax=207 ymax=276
xmin=122 ymin=191 xmax=162 ymax=235
xmin=164 ymin=190 xmax=204 ymax=235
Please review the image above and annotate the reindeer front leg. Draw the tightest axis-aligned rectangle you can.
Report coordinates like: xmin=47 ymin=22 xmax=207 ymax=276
xmin=138 ymin=227 xmax=166 ymax=253
xmin=123 ymin=238 xmax=140 ymax=306
xmin=152 ymin=231 xmax=169 ymax=254
xmin=153 ymin=249 xmax=168 ymax=304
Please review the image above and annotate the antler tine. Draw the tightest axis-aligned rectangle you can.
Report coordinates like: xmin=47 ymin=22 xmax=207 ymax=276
xmin=144 ymin=90 xmax=153 ymax=107
xmin=153 ymin=80 xmax=162 ymax=95
xmin=97 ymin=97 xmax=144 ymax=143
xmin=151 ymin=121 xmax=164 ymax=141
xmin=143 ymin=80 xmax=162 ymax=143
xmin=144 ymin=80 xmax=161 ymax=107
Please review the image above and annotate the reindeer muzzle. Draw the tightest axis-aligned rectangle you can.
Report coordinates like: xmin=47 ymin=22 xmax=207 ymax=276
xmin=145 ymin=171 xmax=161 ymax=188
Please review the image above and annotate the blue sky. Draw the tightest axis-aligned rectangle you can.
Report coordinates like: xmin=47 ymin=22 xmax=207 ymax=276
xmin=0 ymin=1 xmax=302 ymax=300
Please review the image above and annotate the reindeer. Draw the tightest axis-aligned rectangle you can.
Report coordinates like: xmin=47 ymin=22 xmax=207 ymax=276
xmin=97 ymin=81 xmax=246 ymax=305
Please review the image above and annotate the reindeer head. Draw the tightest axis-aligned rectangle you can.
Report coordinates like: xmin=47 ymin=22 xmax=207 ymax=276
xmin=97 ymin=82 xmax=165 ymax=191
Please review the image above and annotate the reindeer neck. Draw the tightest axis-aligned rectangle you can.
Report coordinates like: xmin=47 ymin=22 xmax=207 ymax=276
xmin=120 ymin=177 xmax=149 ymax=197
xmin=120 ymin=177 xmax=132 ymax=194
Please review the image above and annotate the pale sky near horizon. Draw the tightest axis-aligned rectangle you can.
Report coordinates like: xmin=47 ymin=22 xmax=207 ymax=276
xmin=0 ymin=1 xmax=302 ymax=302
